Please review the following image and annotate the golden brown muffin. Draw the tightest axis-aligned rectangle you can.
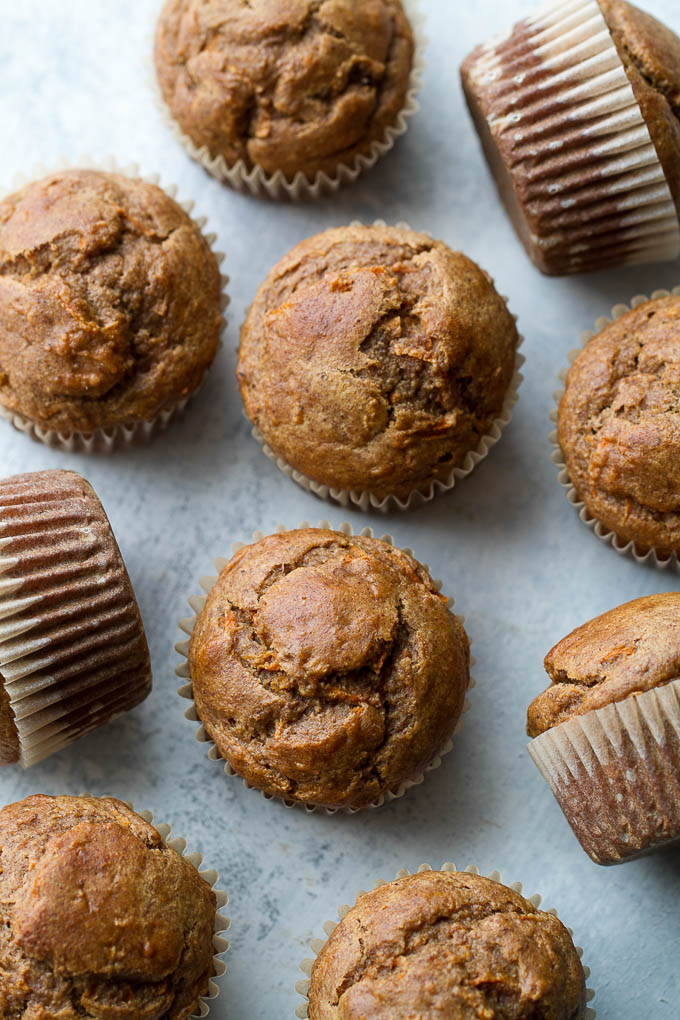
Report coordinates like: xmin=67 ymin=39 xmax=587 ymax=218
xmin=0 ymin=168 xmax=222 ymax=436
xmin=154 ymin=0 xmax=415 ymax=182
xmin=0 ymin=795 xmax=217 ymax=1019
xmin=0 ymin=470 xmax=152 ymax=766
xmin=528 ymin=593 xmax=680 ymax=737
xmin=189 ymin=528 xmax=470 ymax=809
xmin=557 ymin=294 xmax=680 ymax=557
xmin=238 ymin=225 xmax=519 ymax=501
xmin=307 ymin=870 xmax=587 ymax=1019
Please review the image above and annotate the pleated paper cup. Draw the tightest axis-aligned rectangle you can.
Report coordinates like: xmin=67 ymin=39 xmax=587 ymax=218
xmin=80 ymin=795 xmax=230 ymax=1018
xmin=0 ymin=157 xmax=229 ymax=453
xmin=0 ymin=470 xmax=152 ymax=767
xmin=151 ymin=1 xmax=425 ymax=200
xmin=176 ymin=521 xmax=473 ymax=814
xmin=551 ymin=285 xmax=680 ymax=572
xmin=295 ymin=862 xmax=596 ymax=1018
xmin=529 ymin=680 xmax=680 ymax=865
xmin=461 ymin=0 xmax=680 ymax=275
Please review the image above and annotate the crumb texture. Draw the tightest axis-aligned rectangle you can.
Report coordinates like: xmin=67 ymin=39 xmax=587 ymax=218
xmin=308 ymin=870 xmax=586 ymax=1019
xmin=189 ymin=528 xmax=470 ymax=808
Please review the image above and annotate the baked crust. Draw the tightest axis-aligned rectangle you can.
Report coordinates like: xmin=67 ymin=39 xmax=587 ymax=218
xmin=154 ymin=0 xmax=414 ymax=180
xmin=189 ymin=528 xmax=470 ymax=809
xmin=0 ymin=169 xmax=222 ymax=433
xmin=237 ymin=225 xmax=518 ymax=499
xmin=308 ymin=870 xmax=586 ymax=1019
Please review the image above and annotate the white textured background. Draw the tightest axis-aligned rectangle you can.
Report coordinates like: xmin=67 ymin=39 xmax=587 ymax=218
xmin=1 ymin=0 xmax=680 ymax=1016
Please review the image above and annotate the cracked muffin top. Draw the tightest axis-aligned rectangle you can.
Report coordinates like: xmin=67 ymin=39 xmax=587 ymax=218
xmin=527 ymin=593 xmax=680 ymax=737
xmin=0 ymin=794 xmax=217 ymax=1020
xmin=307 ymin=869 xmax=586 ymax=1019
xmin=189 ymin=528 xmax=470 ymax=809
xmin=558 ymin=294 xmax=680 ymax=556
xmin=0 ymin=169 xmax=222 ymax=434
xmin=237 ymin=225 xmax=519 ymax=500
xmin=154 ymin=0 xmax=415 ymax=181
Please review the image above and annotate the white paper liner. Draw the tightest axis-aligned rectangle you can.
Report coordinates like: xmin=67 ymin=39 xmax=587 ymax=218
xmin=295 ymin=862 xmax=596 ymax=1018
xmin=151 ymin=1 xmax=425 ymax=200
xmin=551 ymin=284 xmax=680 ymax=572
xmin=463 ymin=0 xmax=680 ymax=274
xmin=528 ymin=679 xmax=680 ymax=865
xmin=0 ymin=156 xmax=229 ymax=453
xmin=79 ymin=795 xmax=229 ymax=1018
xmin=176 ymin=520 xmax=474 ymax=814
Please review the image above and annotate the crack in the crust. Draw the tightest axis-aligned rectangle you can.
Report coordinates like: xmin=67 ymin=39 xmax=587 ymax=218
xmin=619 ymin=39 xmax=680 ymax=128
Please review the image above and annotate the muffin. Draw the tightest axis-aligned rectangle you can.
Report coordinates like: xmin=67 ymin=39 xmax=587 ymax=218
xmin=557 ymin=293 xmax=680 ymax=559
xmin=528 ymin=593 xmax=680 ymax=864
xmin=237 ymin=225 xmax=520 ymax=506
xmin=187 ymin=527 xmax=470 ymax=810
xmin=0 ymin=469 xmax=152 ymax=766
xmin=0 ymin=168 xmax=223 ymax=444
xmin=303 ymin=869 xmax=587 ymax=1019
xmin=0 ymin=795 xmax=218 ymax=1019
xmin=461 ymin=0 xmax=680 ymax=275
xmin=154 ymin=0 xmax=417 ymax=193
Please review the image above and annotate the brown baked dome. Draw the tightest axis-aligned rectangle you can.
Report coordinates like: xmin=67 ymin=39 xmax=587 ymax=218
xmin=558 ymin=294 xmax=680 ymax=556
xmin=154 ymin=0 xmax=415 ymax=182
xmin=0 ymin=168 xmax=222 ymax=435
xmin=307 ymin=869 xmax=587 ymax=1019
xmin=0 ymin=795 xmax=217 ymax=1019
xmin=188 ymin=528 xmax=470 ymax=809
xmin=527 ymin=593 xmax=680 ymax=737
xmin=237 ymin=225 xmax=519 ymax=501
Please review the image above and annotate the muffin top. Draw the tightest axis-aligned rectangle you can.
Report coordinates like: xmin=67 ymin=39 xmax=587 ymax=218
xmin=189 ymin=528 xmax=469 ymax=809
xmin=0 ymin=794 xmax=216 ymax=1019
xmin=308 ymin=870 xmax=586 ymax=1019
xmin=238 ymin=225 xmax=518 ymax=499
xmin=528 ymin=593 xmax=680 ymax=737
xmin=154 ymin=0 xmax=414 ymax=180
xmin=558 ymin=294 xmax=680 ymax=555
xmin=0 ymin=169 xmax=222 ymax=433
xmin=600 ymin=0 xmax=680 ymax=216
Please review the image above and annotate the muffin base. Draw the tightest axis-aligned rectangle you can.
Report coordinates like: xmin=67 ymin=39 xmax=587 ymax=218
xmin=551 ymin=285 xmax=680 ymax=572
xmin=295 ymin=862 xmax=595 ymax=1018
xmin=176 ymin=521 xmax=473 ymax=814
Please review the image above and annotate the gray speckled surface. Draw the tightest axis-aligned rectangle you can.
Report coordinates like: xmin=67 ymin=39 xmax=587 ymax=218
xmin=1 ymin=0 xmax=680 ymax=1016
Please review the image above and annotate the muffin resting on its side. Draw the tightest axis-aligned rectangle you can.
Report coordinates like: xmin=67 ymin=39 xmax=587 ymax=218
xmin=0 ymin=168 xmax=222 ymax=436
xmin=154 ymin=0 xmax=415 ymax=182
xmin=189 ymin=528 xmax=470 ymax=809
xmin=0 ymin=795 xmax=217 ymax=1020
xmin=307 ymin=870 xmax=586 ymax=1019
xmin=237 ymin=225 xmax=519 ymax=501
xmin=558 ymin=294 xmax=680 ymax=557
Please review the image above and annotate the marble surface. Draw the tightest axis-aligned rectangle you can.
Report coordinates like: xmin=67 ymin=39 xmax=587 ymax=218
xmin=1 ymin=0 xmax=680 ymax=1016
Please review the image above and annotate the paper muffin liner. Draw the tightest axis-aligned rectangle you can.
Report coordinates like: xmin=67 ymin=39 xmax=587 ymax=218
xmin=0 ymin=155 xmax=229 ymax=453
xmin=295 ymin=862 xmax=596 ymax=1018
xmin=0 ymin=471 xmax=152 ymax=767
xmin=463 ymin=0 xmax=680 ymax=274
xmin=151 ymin=0 xmax=426 ymax=199
xmin=80 ymin=795 xmax=229 ymax=1018
xmin=176 ymin=520 xmax=474 ymax=815
xmin=528 ymin=679 xmax=680 ymax=865
xmin=551 ymin=284 xmax=680 ymax=572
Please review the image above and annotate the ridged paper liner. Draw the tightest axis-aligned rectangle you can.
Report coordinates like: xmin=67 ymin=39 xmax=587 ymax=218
xmin=551 ymin=284 xmax=680 ymax=571
xmin=80 ymin=795 xmax=229 ymax=1017
xmin=0 ymin=471 xmax=152 ymax=767
xmin=295 ymin=862 xmax=596 ymax=1018
xmin=0 ymin=156 xmax=229 ymax=452
xmin=528 ymin=679 xmax=680 ymax=865
xmin=176 ymin=521 xmax=474 ymax=814
xmin=247 ymin=219 xmax=524 ymax=511
xmin=463 ymin=0 xmax=680 ymax=274
xmin=151 ymin=1 xmax=426 ymax=199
